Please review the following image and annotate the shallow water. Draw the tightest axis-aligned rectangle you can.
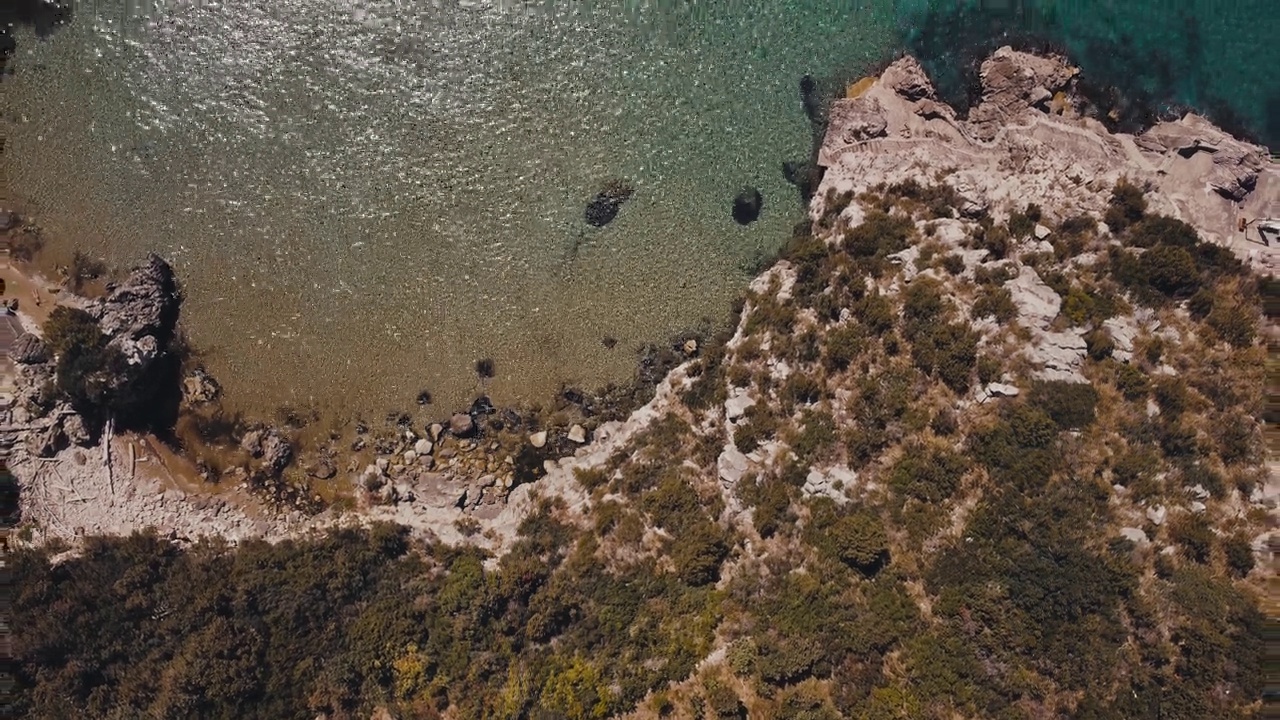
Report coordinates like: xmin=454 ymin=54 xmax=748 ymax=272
xmin=2 ymin=1 xmax=902 ymax=418
xmin=1 ymin=0 xmax=1274 ymax=419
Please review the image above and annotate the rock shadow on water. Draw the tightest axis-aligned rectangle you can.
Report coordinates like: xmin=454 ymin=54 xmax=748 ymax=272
xmin=583 ymin=179 xmax=636 ymax=228
xmin=0 ymin=0 xmax=73 ymax=73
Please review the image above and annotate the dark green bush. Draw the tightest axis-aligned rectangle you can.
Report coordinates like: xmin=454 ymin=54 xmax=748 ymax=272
xmin=1168 ymin=514 xmax=1213 ymax=563
xmin=734 ymin=404 xmax=779 ymax=453
xmin=971 ymin=286 xmax=1017 ymax=323
xmin=1084 ymin=328 xmax=1115 ymax=361
xmin=823 ymin=325 xmax=866 ymax=372
xmin=909 ymin=321 xmax=977 ymax=392
xmin=43 ymin=306 xmax=103 ymax=357
xmin=1030 ymin=380 xmax=1099 ymax=429
xmin=888 ymin=443 xmax=969 ymax=503
xmin=1104 ymin=179 xmax=1147 ymax=233
xmin=842 ymin=210 xmax=914 ymax=259
xmin=1205 ymin=302 xmax=1256 ymax=347
xmin=1115 ymin=363 xmax=1150 ymax=400
xmin=829 ymin=512 xmax=889 ymax=573
xmin=1125 ymin=215 xmax=1199 ymax=249
xmin=853 ymin=290 xmax=895 ymax=335
xmin=672 ymin=521 xmax=730 ymax=586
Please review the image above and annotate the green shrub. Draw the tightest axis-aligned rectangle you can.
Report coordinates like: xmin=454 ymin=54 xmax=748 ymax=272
xmin=830 ymin=512 xmax=889 ymax=573
xmin=1104 ymin=179 xmax=1146 ymax=233
xmin=1084 ymin=328 xmax=1115 ymax=361
xmin=1223 ymin=534 xmax=1255 ymax=577
xmin=1007 ymin=204 xmax=1039 ymax=239
xmin=782 ymin=374 xmax=822 ymax=408
xmin=888 ymin=443 xmax=969 ymax=503
xmin=1030 ymin=380 xmax=1099 ymax=429
xmin=939 ymin=253 xmax=965 ymax=275
xmin=909 ymin=322 xmax=977 ymax=392
xmin=789 ymin=410 xmax=837 ymax=465
xmin=1139 ymin=245 xmax=1201 ymax=298
xmin=43 ymin=306 xmax=103 ymax=357
xmin=734 ymin=404 xmax=779 ymax=453
xmin=1115 ymin=363 xmax=1150 ymax=400
xmin=1205 ymin=302 xmax=1256 ymax=347
xmin=1187 ymin=288 xmax=1215 ymax=319
xmin=1169 ymin=514 xmax=1213 ymax=564
xmin=843 ymin=210 xmax=914 ymax=258
xmin=1125 ymin=215 xmax=1198 ymax=249
xmin=672 ymin=521 xmax=729 ymax=585
xmin=971 ymin=286 xmax=1016 ymax=323
xmin=854 ymin=291 xmax=895 ymax=335
xmin=1062 ymin=286 xmax=1096 ymax=325
xmin=823 ymin=325 xmax=866 ymax=372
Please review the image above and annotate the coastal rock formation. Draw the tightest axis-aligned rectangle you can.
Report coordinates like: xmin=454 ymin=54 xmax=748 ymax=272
xmin=814 ymin=47 xmax=1278 ymax=275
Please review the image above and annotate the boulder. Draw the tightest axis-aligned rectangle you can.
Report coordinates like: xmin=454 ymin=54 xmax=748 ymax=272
xmin=880 ymin=56 xmax=935 ymax=101
xmin=1146 ymin=505 xmax=1167 ymax=526
xmin=717 ymin=445 xmax=749 ymax=486
xmin=1136 ymin=114 xmax=1268 ymax=201
xmin=1119 ymin=527 xmax=1150 ymax=546
xmin=584 ymin=179 xmax=635 ymax=227
xmin=98 ymin=254 xmax=180 ymax=343
xmin=413 ymin=438 xmax=433 ymax=456
xmin=567 ymin=424 xmax=587 ymax=444
xmin=242 ymin=428 xmax=293 ymax=476
xmin=181 ymin=367 xmax=221 ymax=404
xmin=10 ymin=333 xmax=48 ymax=364
xmin=1030 ymin=330 xmax=1088 ymax=383
xmin=61 ymin=413 xmax=92 ymax=447
xmin=984 ymin=382 xmax=1020 ymax=398
xmin=968 ymin=46 xmax=1077 ymax=140
xmin=1005 ymin=266 xmax=1062 ymax=331
xmin=0 ymin=210 xmax=18 ymax=232
xmin=528 ymin=430 xmax=547 ymax=448
xmin=449 ymin=413 xmax=476 ymax=437
xmin=731 ymin=187 xmax=763 ymax=225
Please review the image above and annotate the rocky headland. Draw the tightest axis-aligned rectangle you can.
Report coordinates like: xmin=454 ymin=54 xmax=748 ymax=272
xmin=5 ymin=46 xmax=1275 ymax=719
xmin=4 ymin=47 xmax=1276 ymax=562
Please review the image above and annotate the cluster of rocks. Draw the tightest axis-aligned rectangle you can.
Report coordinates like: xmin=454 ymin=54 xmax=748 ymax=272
xmin=815 ymin=48 xmax=1277 ymax=273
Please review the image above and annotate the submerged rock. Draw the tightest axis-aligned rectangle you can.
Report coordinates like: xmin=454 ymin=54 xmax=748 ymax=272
xmin=732 ymin=187 xmax=763 ymax=225
xmin=584 ymin=179 xmax=635 ymax=227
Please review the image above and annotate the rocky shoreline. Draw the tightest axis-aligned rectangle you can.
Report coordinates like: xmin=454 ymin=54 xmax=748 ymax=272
xmin=4 ymin=45 xmax=1277 ymax=560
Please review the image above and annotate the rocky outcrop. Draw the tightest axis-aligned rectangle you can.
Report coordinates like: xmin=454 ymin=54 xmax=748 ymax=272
xmin=10 ymin=333 xmax=48 ymax=364
xmin=967 ymin=47 xmax=1077 ymax=140
xmin=814 ymin=47 xmax=1278 ymax=275
xmin=241 ymin=428 xmax=294 ymax=476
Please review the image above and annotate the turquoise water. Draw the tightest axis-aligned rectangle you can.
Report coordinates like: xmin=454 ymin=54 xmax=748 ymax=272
xmin=0 ymin=0 xmax=1274 ymax=418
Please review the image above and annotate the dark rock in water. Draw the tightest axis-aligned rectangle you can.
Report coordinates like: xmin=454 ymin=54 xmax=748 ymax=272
xmin=0 ymin=211 xmax=18 ymax=232
xmin=584 ymin=179 xmax=635 ymax=227
xmin=468 ymin=395 xmax=495 ymax=418
xmin=474 ymin=357 xmax=495 ymax=379
xmin=601 ymin=335 xmax=618 ymax=350
xmin=241 ymin=427 xmax=294 ymax=476
xmin=800 ymin=74 xmax=821 ymax=123
xmin=415 ymin=389 xmax=433 ymax=405
xmin=782 ymin=161 xmax=825 ymax=203
xmin=732 ymin=187 xmax=763 ymax=225
xmin=10 ymin=333 xmax=46 ymax=364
